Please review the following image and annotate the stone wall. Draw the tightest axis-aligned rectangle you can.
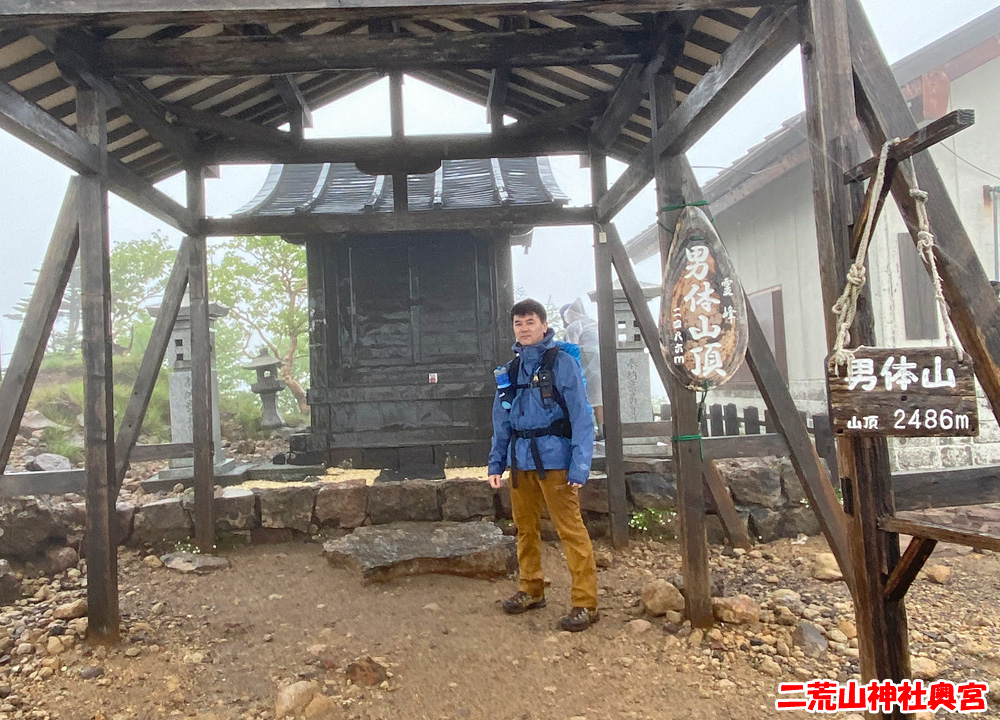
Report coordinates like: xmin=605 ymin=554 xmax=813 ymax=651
xmin=0 ymin=459 xmax=828 ymax=566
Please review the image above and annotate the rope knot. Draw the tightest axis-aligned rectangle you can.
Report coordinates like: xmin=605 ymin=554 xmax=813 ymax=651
xmin=910 ymin=188 xmax=929 ymax=202
xmin=846 ymin=264 xmax=867 ymax=288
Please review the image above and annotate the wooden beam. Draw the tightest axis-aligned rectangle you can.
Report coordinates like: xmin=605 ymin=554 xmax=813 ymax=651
xmin=595 ymin=5 xmax=799 ymax=223
xmin=113 ymin=238 xmax=191 ymax=492
xmin=389 ymin=72 xmax=408 ymax=213
xmin=162 ymin=100 xmax=295 ymax=146
xmin=894 ymin=466 xmax=1000 ymax=511
xmin=848 ymin=0 xmax=1000 ymax=431
xmin=206 ymin=204 xmax=595 ymax=237
xmin=883 ymin=536 xmax=936 ymax=603
xmin=274 ymin=75 xmax=313 ymax=135
xmin=803 ymin=0 xmax=909 ymax=695
xmin=77 ymin=86 xmax=119 ymax=643
xmin=187 ymin=167 xmax=215 ymax=554
xmin=41 ymin=31 xmax=203 ymax=165
xmin=591 ymin=155 xmax=628 ymax=550
xmin=96 ymin=25 xmax=652 ymax=76
xmin=703 ymin=460 xmax=753 ymax=550
xmin=702 ymin=433 xmax=788 ymax=460
xmin=0 ymin=1 xmax=796 ymax=28
xmin=843 ymin=108 xmax=975 ymax=184
xmin=505 ymin=97 xmax=607 ymax=139
xmin=0 ymin=80 xmax=198 ymax=234
xmin=487 ymin=66 xmax=510 ymax=130
xmin=880 ymin=517 xmax=1000 ymax=553
xmin=590 ymin=15 xmax=691 ymax=153
xmin=130 ymin=442 xmax=194 ymax=463
xmin=203 ymin=129 xmax=587 ymax=166
xmin=0 ymin=178 xmax=79 ymax=474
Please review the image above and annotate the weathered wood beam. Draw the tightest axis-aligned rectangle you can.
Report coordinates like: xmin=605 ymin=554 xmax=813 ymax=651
xmin=596 ymin=5 xmax=799 ymax=223
xmin=274 ymin=74 xmax=313 ymax=136
xmin=0 ymin=178 xmax=79 ymax=475
xmin=113 ymin=238 xmax=191 ymax=493
xmin=203 ymin=129 xmax=587 ymax=168
xmin=187 ymin=167 xmax=215 ymax=555
xmin=590 ymin=15 xmax=691 ymax=153
xmin=487 ymin=66 xmax=510 ymax=130
xmin=804 ymin=0 xmax=908 ymax=695
xmin=96 ymin=26 xmax=651 ymax=76
xmin=883 ymin=536 xmax=936 ymax=603
xmin=0 ymin=80 xmax=198 ymax=234
xmin=703 ymin=460 xmax=753 ymax=549
xmin=0 ymin=1 xmax=795 ymax=28
xmin=702 ymin=433 xmax=788 ymax=460
xmin=505 ymin=97 xmax=607 ymax=139
xmin=77 ymin=86 xmax=119 ymax=643
xmin=205 ymin=204 xmax=595 ymax=236
xmin=894 ymin=466 xmax=1000 ymax=511
xmin=848 ymin=0 xmax=1000 ymax=430
xmin=843 ymin=108 xmax=975 ymax=184
xmin=880 ymin=517 xmax=1000 ymax=553
xmin=130 ymin=443 xmax=193 ymax=463
xmin=42 ymin=31 xmax=203 ymax=164
xmin=591 ymin=155 xmax=628 ymax=550
xmin=389 ymin=72 xmax=408 ymax=213
xmin=162 ymin=100 xmax=294 ymax=146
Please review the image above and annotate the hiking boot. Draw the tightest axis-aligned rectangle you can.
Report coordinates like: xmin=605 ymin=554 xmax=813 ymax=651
xmin=559 ymin=607 xmax=600 ymax=632
xmin=501 ymin=591 xmax=546 ymax=615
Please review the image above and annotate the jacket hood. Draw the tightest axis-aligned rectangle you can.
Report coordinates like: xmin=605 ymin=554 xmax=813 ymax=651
xmin=562 ymin=298 xmax=590 ymax=325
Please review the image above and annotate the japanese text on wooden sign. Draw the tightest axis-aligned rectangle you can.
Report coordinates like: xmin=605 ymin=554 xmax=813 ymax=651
xmin=827 ymin=348 xmax=978 ymax=437
xmin=659 ymin=205 xmax=748 ymax=391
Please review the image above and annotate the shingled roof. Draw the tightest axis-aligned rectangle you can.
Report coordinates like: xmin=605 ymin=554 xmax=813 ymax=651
xmin=0 ymin=3 xmax=762 ymax=183
xmin=235 ymin=156 xmax=568 ymax=216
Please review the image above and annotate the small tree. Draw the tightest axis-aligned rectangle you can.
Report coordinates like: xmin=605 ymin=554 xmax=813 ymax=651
xmin=109 ymin=231 xmax=176 ymax=352
xmin=210 ymin=235 xmax=310 ymax=413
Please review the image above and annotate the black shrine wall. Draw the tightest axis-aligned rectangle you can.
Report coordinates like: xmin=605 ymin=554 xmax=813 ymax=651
xmin=296 ymin=230 xmax=515 ymax=468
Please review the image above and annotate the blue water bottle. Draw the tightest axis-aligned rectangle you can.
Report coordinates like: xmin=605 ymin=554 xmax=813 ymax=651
xmin=494 ymin=365 xmax=513 ymax=410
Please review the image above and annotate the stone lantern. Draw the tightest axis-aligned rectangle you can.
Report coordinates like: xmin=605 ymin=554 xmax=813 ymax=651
xmin=243 ymin=349 xmax=286 ymax=429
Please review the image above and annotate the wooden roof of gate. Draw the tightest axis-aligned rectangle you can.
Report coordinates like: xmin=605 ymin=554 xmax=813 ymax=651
xmin=0 ymin=1 xmax=770 ymax=183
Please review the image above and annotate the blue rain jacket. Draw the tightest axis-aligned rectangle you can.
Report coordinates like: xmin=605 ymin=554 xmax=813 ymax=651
xmin=488 ymin=329 xmax=595 ymax=485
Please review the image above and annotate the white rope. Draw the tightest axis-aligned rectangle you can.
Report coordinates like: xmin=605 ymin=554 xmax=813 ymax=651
xmin=828 ymin=138 xmax=897 ymax=375
xmin=908 ymin=161 xmax=964 ymax=354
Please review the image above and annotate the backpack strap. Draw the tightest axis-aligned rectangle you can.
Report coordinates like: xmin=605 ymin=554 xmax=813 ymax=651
xmin=537 ymin=347 xmax=569 ymax=419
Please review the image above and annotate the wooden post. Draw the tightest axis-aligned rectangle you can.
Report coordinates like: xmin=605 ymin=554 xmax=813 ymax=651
xmin=590 ymin=154 xmax=628 ymax=549
xmin=0 ymin=179 xmax=80 ymax=473
xmin=389 ymin=72 xmax=408 ymax=213
xmin=187 ymin=167 xmax=215 ymax=554
xmin=801 ymin=0 xmax=909 ymax=695
xmin=114 ymin=238 xmax=191 ymax=491
xmin=77 ymin=86 xmax=119 ymax=642
xmin=648 ymin=69 xmax=712 ymax=627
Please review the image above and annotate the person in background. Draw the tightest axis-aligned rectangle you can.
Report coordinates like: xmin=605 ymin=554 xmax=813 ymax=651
xmin=560 ymin=299 xmax=603 ymax=440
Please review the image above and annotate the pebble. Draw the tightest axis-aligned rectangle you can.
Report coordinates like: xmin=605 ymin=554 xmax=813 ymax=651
xmin=79 ymin=666 xmax=103 ymax=680
xmin=143 ymin=555 xmax=164 ymax=569
xmin=925 ymin=565 xmax=951 ymax=585
xmin=626 ymin=619 xmax=652 ymax=635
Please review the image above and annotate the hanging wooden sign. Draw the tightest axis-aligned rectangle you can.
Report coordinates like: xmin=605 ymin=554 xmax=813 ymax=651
xmin=827 ymin=347 xmax=978 ymax=437
xmin=659 ymin=205 xmax=748 ymax=391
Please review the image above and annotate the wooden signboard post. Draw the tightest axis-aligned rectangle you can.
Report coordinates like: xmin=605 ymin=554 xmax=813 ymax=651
xmin=659 ymin=205 xmax=748 ymax=390
xmin=827 ymin=347 xmax=978 ymax=437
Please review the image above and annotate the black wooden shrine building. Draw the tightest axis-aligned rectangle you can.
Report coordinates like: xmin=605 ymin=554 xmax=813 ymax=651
xmin=1 ymin=1 xmax=1000 ymax=714
xmin=234 ymin=158 xmax=568 ymax=468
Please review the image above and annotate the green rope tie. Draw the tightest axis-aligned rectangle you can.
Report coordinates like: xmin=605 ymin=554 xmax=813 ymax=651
xmin=657 ymin=200 xmax=713 ymax=234
xmin=671 ymin=382 xmax=711 ymax=461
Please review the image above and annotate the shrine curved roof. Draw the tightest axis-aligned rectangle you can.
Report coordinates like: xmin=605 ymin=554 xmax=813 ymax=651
xmin=234 ymin=156 xmax=569 ymax=215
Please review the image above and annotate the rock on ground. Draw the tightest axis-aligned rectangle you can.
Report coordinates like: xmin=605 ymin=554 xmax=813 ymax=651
xmin=792 ymin=621 xmax=828 ymax=658
xmin=323 ymin=521 xmax=516 ymax=583
xmin=811 ymin=552 xmax=843 ymax=581
xmin=26 ymin=453 xmax=71 ymax=472
xmin=275 ymin=680 xmax=318 ymax=718
xmin=345 ymin=656 xmax=389 ymax=686
xmin=160 ymin=553 xmax=231 ymax=574
xmin=712 ymin=595 xmax=761 ymax=625
xmin=641 ymin=579 xmax=685 ymax=616
xmin=925 ymin=565 xmax=951 ymax=585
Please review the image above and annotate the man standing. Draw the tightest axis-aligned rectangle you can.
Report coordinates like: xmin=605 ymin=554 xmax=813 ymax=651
xmin=488 ymin=299 xmax=599 ymax=632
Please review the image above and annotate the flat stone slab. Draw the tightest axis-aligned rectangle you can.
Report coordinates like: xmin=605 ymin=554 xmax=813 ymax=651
xmin=323 ymin=521 xmax=516 ymax=583
xmin=160 ymin=552 xmax=231 ymax=574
